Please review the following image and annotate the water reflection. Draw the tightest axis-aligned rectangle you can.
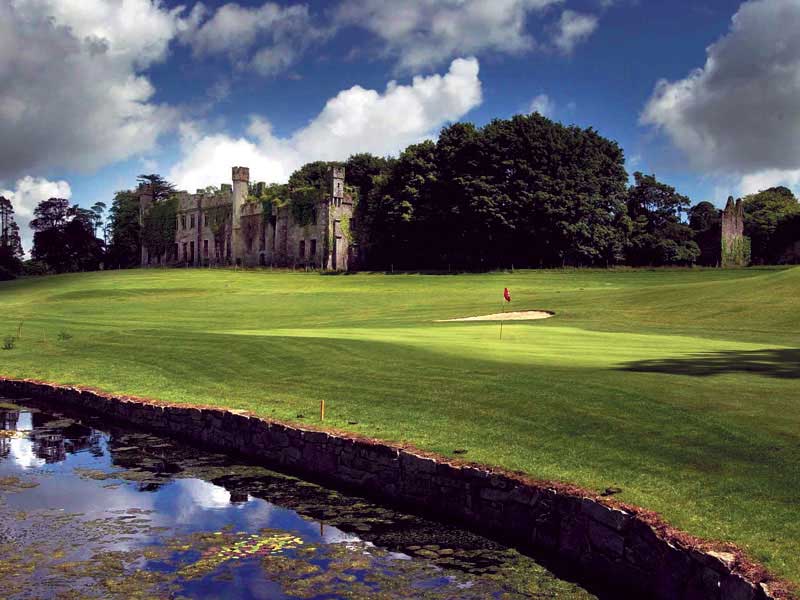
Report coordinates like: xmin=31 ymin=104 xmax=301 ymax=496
xmin=0 ymin=397 xmax=596 ymax=599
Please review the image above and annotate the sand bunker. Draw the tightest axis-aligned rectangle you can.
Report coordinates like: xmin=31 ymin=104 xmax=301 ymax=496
xmin=437 ymin=310 xmax=554 ymax=322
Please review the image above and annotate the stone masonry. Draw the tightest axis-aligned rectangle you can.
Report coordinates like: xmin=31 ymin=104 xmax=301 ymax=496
xmin=139 ymin=166 xmax=354 ymax=270
xmin=721 ymin=196 xmax=749 ymax=267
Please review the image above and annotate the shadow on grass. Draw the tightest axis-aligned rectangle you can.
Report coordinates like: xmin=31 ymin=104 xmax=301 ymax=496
xmin=622 ymin=348 xmax=800 ymax=379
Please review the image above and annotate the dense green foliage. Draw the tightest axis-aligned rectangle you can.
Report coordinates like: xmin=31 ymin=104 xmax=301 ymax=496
xmin=355 ymin=115 xmax=632 ymax=269
xmin=29 ymin=198 xmax=103 ymax=273
xmin=721 ymin=235 xmax=751 ymax=268
xmin=626 ymin=173 xmax=699 ymax=266
xmin=141 ymin=197 xmax=178 ymax=259
xmin=0 ymin=268 xmax=798 ymax=583
xmin=689 ymin=201 xmax=721 ymax=266
xmin=106 ymin=190 xmax=141 ymax=269
xmin=0 ymin=196 xmax=24 ymax=279
xmin=742 ymin=186 xmax=800 ymax=264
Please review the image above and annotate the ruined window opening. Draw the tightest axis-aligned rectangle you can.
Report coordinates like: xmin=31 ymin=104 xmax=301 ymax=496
xmin=203 ymin=239 xmax=209 ymax=257
xmin=190 ymin=214 xmax=195 ymax=229
xmin=189 ymin=241 xmax=195 ymax=263
xmin=182 ymin=242 xmax=188 ymax=260
xmin=174 ymin=244 xmax=178 ymax=260
xmin=299 ymin=240 xmax=306 ymax=258
xmin=310 ymin=239 xmax=317 ymax=257
xmin=181 ymin=215 xmax=186 ymax=229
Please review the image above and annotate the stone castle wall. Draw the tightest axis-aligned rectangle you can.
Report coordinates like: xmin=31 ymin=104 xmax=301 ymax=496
xmin=721 ymin=196 xmax=750 ymax=267
xmin=0 ymin=377 xmax=785 ymax=600
xmin=141 ymin=166 xmax=353 ymax=270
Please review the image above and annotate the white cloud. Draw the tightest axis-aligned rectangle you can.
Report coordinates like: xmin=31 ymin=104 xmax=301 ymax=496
xmin=182 ymin=2 xmax=325 ymax=76
xmin=1 ymin=176 xmax=72 ymax=256
xmin=553 ymin=10 xmax=598 ymax=54
xmin=528 ymin=93 xmax=555 ymax=117
xmin=169 ymin=57 xmax=483 ymax=190
xmin=0 ymin=0 xmax=191 ymax=181
xmin=336 ymin=0 xmax=563 ymax=72
xmin=641 ymin=0 xmax=800 ymax=192
xmin=740 ymin=169 xmax=800 ymax=196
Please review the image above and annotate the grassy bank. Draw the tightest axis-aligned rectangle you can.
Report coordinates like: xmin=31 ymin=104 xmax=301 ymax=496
xmin=1 ymin=267 xmax=798 ymax=582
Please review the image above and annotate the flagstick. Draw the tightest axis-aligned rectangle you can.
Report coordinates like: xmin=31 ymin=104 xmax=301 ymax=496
xmin=500 ymin=300 xmax=505 ymax=340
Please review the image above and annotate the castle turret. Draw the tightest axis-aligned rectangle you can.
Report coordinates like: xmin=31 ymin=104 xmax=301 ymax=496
xmin=721 ymin=195 xmax=750 ymax=267
xmin=231 ymin=166 xmax=249 ymax=265
xmin=330 ymin=166 xmax=345 ymax=201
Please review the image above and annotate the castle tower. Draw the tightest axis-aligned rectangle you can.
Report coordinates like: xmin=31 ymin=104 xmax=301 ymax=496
xmin=330 ymin=166 xmax=345 ymax=201
xmin=721 ymin=196 xmax=749 ymax=267
xmin=231 ymin=166 xmax=249 ymax=265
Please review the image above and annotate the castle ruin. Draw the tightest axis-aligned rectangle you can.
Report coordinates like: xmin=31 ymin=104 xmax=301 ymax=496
xmin=720 ymin=196 xmax=750 ymax=267
xmin=139 ymin=166 xmax=354 ymax=270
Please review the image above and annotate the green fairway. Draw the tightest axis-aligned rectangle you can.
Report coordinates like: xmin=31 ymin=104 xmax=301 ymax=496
xmin=1 ymin=267 xmax=798 ymax=583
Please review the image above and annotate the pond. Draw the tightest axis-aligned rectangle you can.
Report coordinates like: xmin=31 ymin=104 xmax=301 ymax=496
xmin=0 ymin=397 xmax=596 ymax=599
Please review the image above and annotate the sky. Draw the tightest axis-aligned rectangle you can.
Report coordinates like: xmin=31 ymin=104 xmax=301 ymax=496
xmin=2 ymin=0 xmax=800 ymax=253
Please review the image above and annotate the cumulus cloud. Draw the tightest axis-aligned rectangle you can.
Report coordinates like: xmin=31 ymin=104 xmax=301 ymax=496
xmin=169 ymin=57 xmax=482 ymax=190
xmin=1 ymin=176 xmax=72 ymax=256
xmin=182 ymin=2 xmax=326 ymax=76
xmin=641 ymin=0 xmax=800 ymax=191
xmin=553 ymin=10 xmax=598 ymax=54
xmin=528 ymin=93 xmax=555 ymax=117
xmin=0 ymin=0 xmax=191 ymax=182
xmin=336 ymin=0 xmax=562 ymax=72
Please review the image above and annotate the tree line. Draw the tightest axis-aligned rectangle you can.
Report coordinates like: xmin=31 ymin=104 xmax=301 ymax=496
xmin=2 ymin=113 xmax=799 ymax=278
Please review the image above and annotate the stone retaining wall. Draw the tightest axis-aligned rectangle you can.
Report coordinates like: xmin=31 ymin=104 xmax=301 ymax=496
xmin=0 ymin=377 xmax=786 ymax=600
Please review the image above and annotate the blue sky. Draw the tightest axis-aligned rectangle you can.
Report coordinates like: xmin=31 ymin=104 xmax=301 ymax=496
xmin=2 ymin=0 xmax=799 ymax=252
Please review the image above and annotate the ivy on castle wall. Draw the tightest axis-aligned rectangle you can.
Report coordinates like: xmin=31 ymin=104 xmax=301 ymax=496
xmin=247 ymin=183 xmax=287 ymax=225
xmin=722 ymin=235 xmax=751 ymax=268
xmin=142 ymin=197 xmax=177 ymax=257
xmin=289 ymin=186 xmax=319 ymax=227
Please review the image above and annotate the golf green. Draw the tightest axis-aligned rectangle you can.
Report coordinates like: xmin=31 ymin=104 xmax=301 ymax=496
xmin=1 ymin=267 xmax=798 ymax=583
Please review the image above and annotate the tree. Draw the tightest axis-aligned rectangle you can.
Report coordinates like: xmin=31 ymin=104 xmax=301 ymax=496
xmin=106 ymin=190 xmax=141 ymax=268
xmin=689 ymin=201 xmax=721 ymax=266
xmin=0 ymin=196 xmax=24 ymax=279
xmin=742 ymin=186 xmax=800 ymax=264
xmin=30 ymin=198 xmax=103 ymax=272
xmin=626 ymin=173 xmax=699 ymax=266
xmin=771 ymin=212 xmax=800 ymax=264
xmin=136 ymin=174 xmax=176 ymax=204
xmin=360 ymin=141 xmax=437 ymax=269
xmin=90 ymin=201 xmax=107 ymax=241
xmin=474 ymin=115 xmax=629 ymax=267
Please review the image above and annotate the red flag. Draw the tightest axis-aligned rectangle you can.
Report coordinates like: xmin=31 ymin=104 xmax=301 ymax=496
xmin=503 ymin=287 xmax=511 ymax=303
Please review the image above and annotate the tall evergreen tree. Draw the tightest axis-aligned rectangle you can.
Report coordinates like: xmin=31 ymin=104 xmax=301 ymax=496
xmin=136 ymin=174 xmax=176 ymax=204
xmin=106 ymin=190 xmax=141 ymax=268
xmin=0 ymin=196 xmax=24 ymax=279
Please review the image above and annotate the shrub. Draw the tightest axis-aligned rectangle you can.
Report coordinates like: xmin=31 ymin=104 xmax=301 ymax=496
xmin=2 ymin=336 xmax=15 ymax=350
xmin=22 ymin=260 xmax=50 ymax=276
xmin=57 ymin=331 xmax=73 ymax=341
xmin=0 ymin=265 xmax=16 ymax=281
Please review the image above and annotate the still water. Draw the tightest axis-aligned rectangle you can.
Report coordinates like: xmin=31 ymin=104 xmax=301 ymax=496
xmin=0 ymin=397 xmax=595 ymax=599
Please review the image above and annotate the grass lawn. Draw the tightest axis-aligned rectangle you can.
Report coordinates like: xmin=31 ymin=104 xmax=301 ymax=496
xmin=1 ymin=267 xmax=798 ymax=583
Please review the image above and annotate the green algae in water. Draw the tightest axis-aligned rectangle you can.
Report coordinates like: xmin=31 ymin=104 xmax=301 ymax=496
xmin=0 ymin=397 xmax=597 ymax=599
